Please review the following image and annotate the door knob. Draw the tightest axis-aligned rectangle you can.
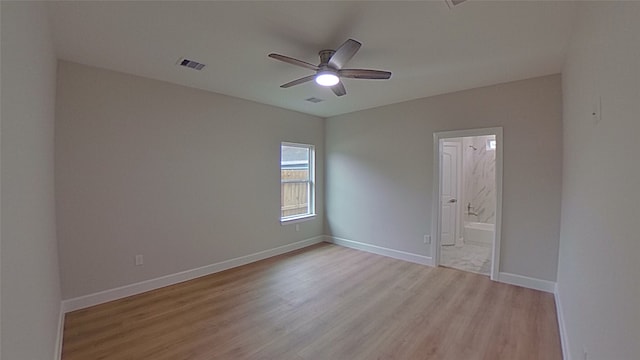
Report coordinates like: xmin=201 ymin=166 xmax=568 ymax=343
xmin=448 ymin=199 xmax=457 ymax=203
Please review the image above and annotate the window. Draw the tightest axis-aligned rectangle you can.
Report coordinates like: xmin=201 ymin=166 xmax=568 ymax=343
xmin=281 ymin=142 xmax=315 ymax=222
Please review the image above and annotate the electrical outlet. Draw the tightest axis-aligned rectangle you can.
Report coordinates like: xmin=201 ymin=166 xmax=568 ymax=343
xmin=135 ymin=254 xmax=144 ymax=266
xmin=424 ymin=235 xmax=431 ymax=244
xmin=295 ymin=224 xmax=300 ymax=232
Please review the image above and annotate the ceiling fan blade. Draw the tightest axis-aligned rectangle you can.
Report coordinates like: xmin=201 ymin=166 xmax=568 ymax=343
xmin=339 ymin=69 xmax=392 ymax=79
xmin=268 ymin=53 xmax=319 ymax=71
xmin=331 ymin=81 xmax=346 ymax=96
xmin=280 ymin=74 xmax=316 ymax=88
xmin=328 ymin=39 xmax=361 ymax=69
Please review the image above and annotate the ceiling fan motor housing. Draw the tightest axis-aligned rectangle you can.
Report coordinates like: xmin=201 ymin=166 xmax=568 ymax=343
xmin=319 ymin=50 xmax=336 ymax=66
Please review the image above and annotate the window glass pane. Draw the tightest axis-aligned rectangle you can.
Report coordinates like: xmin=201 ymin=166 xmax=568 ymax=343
xmin=281 ymin=146 xmax=309 ymax=181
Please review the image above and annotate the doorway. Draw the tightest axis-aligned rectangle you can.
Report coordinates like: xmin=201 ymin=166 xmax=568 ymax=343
xmin=432 ymin=128 xmax=503 ymax=280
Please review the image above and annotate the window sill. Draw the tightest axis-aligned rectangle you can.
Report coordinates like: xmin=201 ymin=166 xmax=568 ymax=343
xmin=280 ymin=214 xmax=316 ymax=225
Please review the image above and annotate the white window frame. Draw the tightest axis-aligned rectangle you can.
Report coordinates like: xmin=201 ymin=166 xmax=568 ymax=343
xmin=280 ymin=142 xmax=316 ymax=224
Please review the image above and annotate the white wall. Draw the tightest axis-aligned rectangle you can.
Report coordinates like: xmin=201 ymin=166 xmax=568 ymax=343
xmin=1 ymin=2 xmax=63 ymax=359
xmin=55 ymin=62 xmax=324 ymax=299
xmin=325 ymin=75 xmax=563 ymax=281
xmin=557 ymin=3 xmax=640 ymax=359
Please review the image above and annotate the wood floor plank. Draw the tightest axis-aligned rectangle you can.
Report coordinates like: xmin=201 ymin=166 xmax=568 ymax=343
xmin=62 ymin=243 xmax=562 ymax=360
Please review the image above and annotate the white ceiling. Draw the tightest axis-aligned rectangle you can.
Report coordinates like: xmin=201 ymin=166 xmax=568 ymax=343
xmin=47 ymin=1 xmax=578 ymax=118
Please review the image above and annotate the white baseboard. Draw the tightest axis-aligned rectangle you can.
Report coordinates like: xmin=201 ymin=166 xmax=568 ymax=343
xmin=497 ymin=272 xmax=555 ymax=293
xmin=55 ymin=303 xmax=65 ymax=359
xmin=325 ymin=236 xmax=433 ymax=266
xmin=62 ymin=236 xmax=324 ymax=313
xmin=554 ymin=283 xmax=571 ymax=360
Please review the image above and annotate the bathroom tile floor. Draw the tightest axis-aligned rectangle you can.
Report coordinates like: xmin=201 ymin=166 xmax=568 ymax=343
xmin=441 ymin=243 xmax=492 ymax=276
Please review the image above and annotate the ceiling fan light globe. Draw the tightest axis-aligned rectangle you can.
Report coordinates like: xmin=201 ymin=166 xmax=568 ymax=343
xmin=315 ymin=72 xmax=339 ymax=87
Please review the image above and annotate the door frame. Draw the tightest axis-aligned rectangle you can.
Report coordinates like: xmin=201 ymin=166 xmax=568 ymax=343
xmin=431 ymin=127 xmax=503 ymax=281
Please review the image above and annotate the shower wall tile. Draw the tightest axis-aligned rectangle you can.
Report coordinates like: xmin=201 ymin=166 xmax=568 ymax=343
xmin=463 ymin=135 xmax=496 ymax=224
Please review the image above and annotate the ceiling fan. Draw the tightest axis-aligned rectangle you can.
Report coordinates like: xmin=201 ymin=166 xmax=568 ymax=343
xmin=268 ymin=39 xmax=392 ymax=97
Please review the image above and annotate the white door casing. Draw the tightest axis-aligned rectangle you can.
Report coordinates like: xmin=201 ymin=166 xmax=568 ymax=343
xmin=432 ymin=127 xmax=503 ymax=281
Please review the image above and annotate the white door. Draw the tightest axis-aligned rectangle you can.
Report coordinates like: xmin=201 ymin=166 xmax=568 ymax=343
xmin=440 ymin=142 xmax=460 ymax=246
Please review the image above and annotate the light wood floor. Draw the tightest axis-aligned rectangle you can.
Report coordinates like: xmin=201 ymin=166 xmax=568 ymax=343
xmin=62 ymin=243 xmax=562 ymax=360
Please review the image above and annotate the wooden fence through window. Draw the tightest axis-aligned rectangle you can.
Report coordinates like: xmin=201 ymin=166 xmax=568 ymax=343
xmin=281 ymin=169 xmax=310 ymax=218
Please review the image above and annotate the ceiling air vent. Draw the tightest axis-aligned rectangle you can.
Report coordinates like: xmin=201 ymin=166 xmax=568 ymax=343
xmin=177 ymin=57 xmax=206 ymax=70
xmin=305 ymin=97 xmax=324 ymax=103
xmin=445 ymin=0 xmax=467 ymax=8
